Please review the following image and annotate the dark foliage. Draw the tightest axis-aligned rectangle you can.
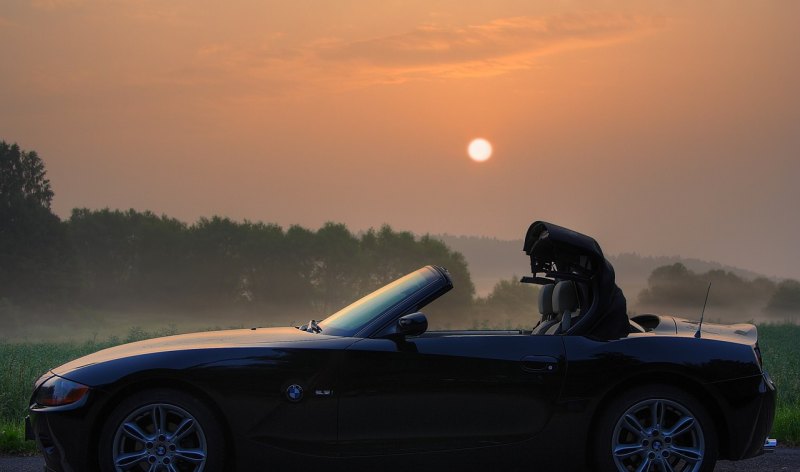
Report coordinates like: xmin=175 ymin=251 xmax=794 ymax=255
xmin=470 ymin=278 xmax=539 ymax=329
xmin=638 ymin=262 xmax=800 ymax=316
xmin=61 ymin=210 xmax=477 ymax=316
xmin=0 ymin=141 xmax=72 ymax=305
xmin=767 ymin=280 xmax=800 ymax=315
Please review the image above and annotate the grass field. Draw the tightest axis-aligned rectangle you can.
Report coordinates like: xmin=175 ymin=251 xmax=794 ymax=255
xmin=1 ymin=324 xmax=798 ymax=455
xmin=756 ymin=324 xmax=800 ymax=445
xmin=0 ymin=327 xmax=178 ymax=455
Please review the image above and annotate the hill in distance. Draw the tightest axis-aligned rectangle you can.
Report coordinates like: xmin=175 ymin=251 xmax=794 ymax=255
xmin=433 ymin=234 xmax=770 ymax=305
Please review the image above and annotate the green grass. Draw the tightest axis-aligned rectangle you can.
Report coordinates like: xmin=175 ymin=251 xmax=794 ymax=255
xmin=0 ymin=324 xmax=798 ymax=454
xmin=0 ymin=420 xmax=37 ymax=455
xmin=0 ymin=326 xmax=178 ymax=455
xmin=758 ymin=324 xmax=800 ymax=445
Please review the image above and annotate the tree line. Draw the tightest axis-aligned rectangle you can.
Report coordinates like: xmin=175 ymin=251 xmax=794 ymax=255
xmin=637 ymin=262 xmax=800 ymax=319
xmin=3 ymin=140 xmax=795 ymax=331
xmin=1 ymin=141 xmax=491 ymax=325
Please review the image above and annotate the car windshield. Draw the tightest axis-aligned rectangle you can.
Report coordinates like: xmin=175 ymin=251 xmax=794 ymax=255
xmin=317 ymin=267 xmax=440 ymax=337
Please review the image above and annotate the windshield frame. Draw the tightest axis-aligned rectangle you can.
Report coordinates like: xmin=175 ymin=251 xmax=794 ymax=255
xmin=317 ymin=266 xmax=449 ymax=338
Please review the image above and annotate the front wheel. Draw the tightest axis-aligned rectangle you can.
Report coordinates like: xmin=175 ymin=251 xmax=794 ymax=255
xmin=592 ymin=385 xmax=718 ymax=472
xmin=99 ymin=388 xmax=226 ymax=472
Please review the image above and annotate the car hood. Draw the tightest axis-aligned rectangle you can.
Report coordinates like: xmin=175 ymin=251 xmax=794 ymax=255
xmin=51 ymin=327 xmax=338 ymax=376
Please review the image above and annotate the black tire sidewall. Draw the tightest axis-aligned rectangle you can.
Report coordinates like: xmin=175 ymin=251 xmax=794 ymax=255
xmin=591 ymin=384 xmax=718 ymax=472
xmin=98 ymin=388 xmax=226 ymax=472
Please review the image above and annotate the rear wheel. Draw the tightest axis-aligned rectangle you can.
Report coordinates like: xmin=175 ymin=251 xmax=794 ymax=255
xmin=99 ymin=388 xmax=226 ymax=472
xmin=593 ymin=385 xmax=717 ymax=472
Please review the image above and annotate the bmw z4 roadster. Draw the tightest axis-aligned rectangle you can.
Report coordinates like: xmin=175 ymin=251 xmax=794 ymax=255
xmin=27 ymin=221 xmax=776 ymax=472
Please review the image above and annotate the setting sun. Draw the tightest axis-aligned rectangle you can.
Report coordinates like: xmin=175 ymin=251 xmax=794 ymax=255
xmin=468 ymin=138 xmax=492 ymax=162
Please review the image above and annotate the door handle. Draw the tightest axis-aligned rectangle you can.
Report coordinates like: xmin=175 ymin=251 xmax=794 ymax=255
xmin=520 ymin=355 xmax=559 ymax=373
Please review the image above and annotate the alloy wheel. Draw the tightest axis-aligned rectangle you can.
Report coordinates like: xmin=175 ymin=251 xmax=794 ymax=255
xmin=611 ymin=398 xmax=705 ymax=472
xmin=111 ymin=402 xmax=208 ymax=472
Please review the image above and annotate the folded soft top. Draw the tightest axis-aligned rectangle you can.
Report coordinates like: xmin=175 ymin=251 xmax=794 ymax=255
xmin=523 ymin=221 xmax=629 ymax=340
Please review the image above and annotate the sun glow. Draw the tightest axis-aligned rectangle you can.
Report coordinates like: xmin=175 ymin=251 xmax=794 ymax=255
xmin=468 ymin=138 xmax=492 ymax=162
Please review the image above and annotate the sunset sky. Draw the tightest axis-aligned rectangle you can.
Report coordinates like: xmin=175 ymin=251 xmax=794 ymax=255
xmin=1 ymin=1 xmax=798 ymax=279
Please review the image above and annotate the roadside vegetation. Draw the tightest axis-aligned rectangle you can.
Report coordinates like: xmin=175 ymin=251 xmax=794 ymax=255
xmin=0 ymin=327 xmax=176 ymax=455
xmin=758 ymin=324 xmax=800 ymax=446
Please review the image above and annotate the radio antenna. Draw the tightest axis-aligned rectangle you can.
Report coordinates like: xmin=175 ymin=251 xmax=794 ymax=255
xmin=694 ymin=282 xmax=712 ymax=339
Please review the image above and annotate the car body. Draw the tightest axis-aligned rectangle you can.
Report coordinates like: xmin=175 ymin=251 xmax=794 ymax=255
xmin=28 ymin=221 xmax=776 ymax=472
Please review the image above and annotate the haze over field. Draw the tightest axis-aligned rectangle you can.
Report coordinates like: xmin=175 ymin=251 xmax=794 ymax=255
xmin=436 ymin=235 xmax=769 ymax=295
xmin=1 ymin=1 xmax=799 ymax=282
xmin=437 ymin=235 xmax=798 ymax=325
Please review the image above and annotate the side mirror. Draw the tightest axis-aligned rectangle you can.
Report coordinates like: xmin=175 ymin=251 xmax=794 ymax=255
xmin=397 ymin=312 xmax=428 ymax=337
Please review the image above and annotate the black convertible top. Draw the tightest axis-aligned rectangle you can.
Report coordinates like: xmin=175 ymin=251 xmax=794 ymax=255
xmin=523 ymin=221 xmax=629 ymax=340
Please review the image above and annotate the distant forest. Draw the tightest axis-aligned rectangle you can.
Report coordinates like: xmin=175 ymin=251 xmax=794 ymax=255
xmin=2 ymin=141 xmax=798 ymax=336
xmin=437 ymin=233 xmax=800 ymax=321
xmin=1 ymin=141 xmax=540 ymax=332
xmin=1 ymin=143 xmax=476 ymax=311
xmin=637 ymin=263 xmax=800 ymax=318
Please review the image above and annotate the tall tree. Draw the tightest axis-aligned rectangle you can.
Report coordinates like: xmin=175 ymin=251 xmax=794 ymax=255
xmin=0 ymin=141 xmax=70 ymax=304
xmin=0 ymin=142 xmax=54 ymax=210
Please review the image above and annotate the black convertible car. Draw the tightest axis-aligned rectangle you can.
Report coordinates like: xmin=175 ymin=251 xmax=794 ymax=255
xmin=27 ymin=221 xmax=776 ymax=472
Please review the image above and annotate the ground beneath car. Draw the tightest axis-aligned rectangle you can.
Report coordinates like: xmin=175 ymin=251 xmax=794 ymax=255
xmin=2 ymin=449 xmax=799 ymax=472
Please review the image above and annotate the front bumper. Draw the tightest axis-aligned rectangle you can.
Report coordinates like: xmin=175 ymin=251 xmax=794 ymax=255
xmin=29 ymin=390 xmax=104 ymax=472
xmin=30 ymin=408 xmax=96 ymax=472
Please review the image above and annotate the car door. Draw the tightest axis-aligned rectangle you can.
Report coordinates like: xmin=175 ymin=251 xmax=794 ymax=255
xmin=336 ymin=333 xmax=566 ymax=455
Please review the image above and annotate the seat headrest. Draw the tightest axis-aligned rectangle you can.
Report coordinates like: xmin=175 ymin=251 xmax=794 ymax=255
xmin=538 ymin=284 xmax=555 ymax=316
xmin=553 ymin=280 xmax=579 ymax=313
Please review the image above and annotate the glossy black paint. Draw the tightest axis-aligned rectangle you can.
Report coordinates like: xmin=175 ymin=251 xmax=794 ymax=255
xmin=28 ymin=261 xmax=776 ymax=472
xmin=29 ymin=324 xmax=775 ymax=472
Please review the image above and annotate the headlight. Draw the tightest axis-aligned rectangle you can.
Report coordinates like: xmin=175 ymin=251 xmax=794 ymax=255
xmin=35 ymin=376 xmax=90 ymax=407
xmin=34 ymin=371 xmax=52 ymax=389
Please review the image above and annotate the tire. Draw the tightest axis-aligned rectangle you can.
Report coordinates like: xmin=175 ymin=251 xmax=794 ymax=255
xmin=592 ymin=384 xmax=718 ymax=472
xmin=99 ymin=388 xmax=226 ymax=472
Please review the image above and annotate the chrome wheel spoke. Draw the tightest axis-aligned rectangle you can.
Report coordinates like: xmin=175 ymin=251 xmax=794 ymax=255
xmin=114 ymin=450 xmax=148 ymax=468
xmin=170 ymin=417 xmax=195 ymax=441
xmin=652 ymin=400 xmax=664 ymax=428
xmin=661 ymin=458 xmax=676 ymax=472
xmin=666 ymin=416 xmax=695 ymax=437
xmin=623 ymin=413 xmax=647 ymax=436
xmin=175 ymin=448 xmax=206 ymax=463
xmin=122 ymin=422 xmax=152 ymax=443
xmin=166 ymin=464 xmax=179 ymax=472
xmin=615 ymin=444 xmax=646 ymax=459
xmin=670 ymin=445 xmax=702 ymax=463
xmin=152 ymin=405 xmax=166 ymax=434
xmin=146 ymin=463 xmax=158 ymax=472
xmin=635 ymin=457 xmax=651 ymax=472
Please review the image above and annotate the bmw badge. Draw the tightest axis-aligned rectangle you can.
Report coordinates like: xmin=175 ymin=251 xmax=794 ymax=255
xmin=286 ymin=384 xmax=304 ymax=402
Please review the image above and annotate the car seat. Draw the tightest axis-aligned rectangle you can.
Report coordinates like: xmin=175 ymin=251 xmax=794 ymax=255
xmin=546 ymin=280 xmax=581 ymax=335
xmin=532 ymin=284 xmax=557 ymax=334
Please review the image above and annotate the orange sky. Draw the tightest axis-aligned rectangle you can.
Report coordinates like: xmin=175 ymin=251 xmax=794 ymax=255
xmin=1 ymin=1 xmax=799 ymax=279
